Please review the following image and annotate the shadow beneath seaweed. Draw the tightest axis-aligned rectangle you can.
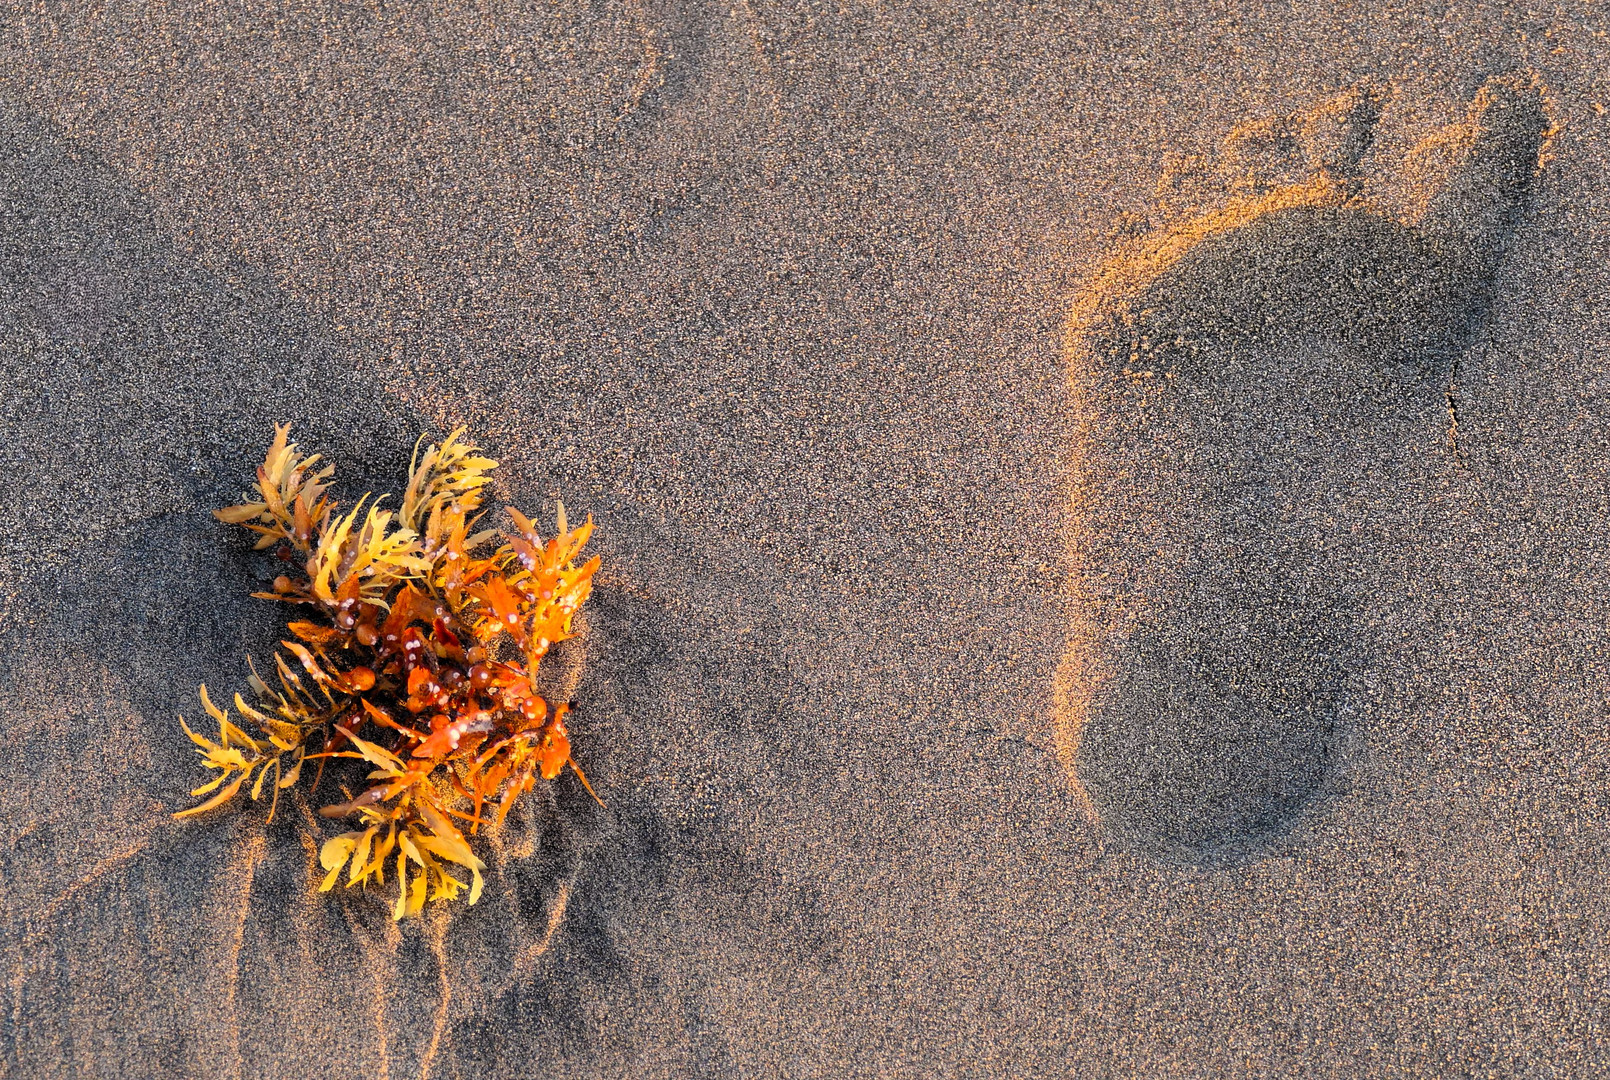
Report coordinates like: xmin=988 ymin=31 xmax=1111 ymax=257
xmin=438 ymin=546 xmax=840 ymax=1076
xmin=0 ymin=95 xmax=445 ymax=1080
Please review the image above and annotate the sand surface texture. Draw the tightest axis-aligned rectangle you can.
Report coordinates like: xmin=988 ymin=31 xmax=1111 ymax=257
xmin=2 ymin=2 xmax=1609 ymax=1077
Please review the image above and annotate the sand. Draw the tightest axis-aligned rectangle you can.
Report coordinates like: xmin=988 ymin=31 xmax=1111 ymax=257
xmin=2 ymin=2 xmax=1609 ymax=1077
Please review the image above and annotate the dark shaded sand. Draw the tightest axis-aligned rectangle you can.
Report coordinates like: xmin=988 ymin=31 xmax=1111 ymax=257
xmin=3 ymin=4 xmax=1610 ymax=1078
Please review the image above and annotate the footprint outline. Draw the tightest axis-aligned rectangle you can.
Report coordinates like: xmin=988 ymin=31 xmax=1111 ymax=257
xmin=1056 ymin=72 xmax=1553 ymax=864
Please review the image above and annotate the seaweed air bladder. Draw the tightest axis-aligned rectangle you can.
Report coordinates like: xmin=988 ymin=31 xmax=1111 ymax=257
xmin=173 ymin=424 xmax=601 ymax=919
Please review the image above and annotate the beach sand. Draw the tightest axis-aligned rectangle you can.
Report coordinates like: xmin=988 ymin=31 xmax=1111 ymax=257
xmin=2 ymin=2 xmax=1609 ymax=1076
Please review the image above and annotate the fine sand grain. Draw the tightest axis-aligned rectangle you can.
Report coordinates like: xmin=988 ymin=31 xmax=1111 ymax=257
xmin=3 ymin=3 xmax=1610 ymax=1077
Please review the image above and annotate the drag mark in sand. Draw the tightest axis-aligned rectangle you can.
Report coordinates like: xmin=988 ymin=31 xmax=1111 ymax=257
xmin=735 ymin=0 xmax=786 ymax=129
xmin=1058 ymin=74 xmax=1552 ymax=862
xmin=357 ymin=925 xmax=396 ymax=1080
xmin=417 ymin=918 xmax=453 ymax=1080
xmin=614 ymin=0 xmax=666 ymax=127
xmin=6 ymin=837 xmax=150 ymax=1060
xmin=218 ymin=832 xmax=267 ymax=1080
xmin=514 ymin=879 xmax=574 ymax=979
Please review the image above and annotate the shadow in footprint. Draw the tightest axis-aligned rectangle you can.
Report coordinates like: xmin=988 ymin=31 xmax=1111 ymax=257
xmin=1057 ymin=74 xmax=1551 ymax=863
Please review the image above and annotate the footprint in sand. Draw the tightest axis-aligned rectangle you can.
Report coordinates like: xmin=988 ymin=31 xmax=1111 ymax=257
xmin=1056 ymin=74 xmax=1551 ymax=862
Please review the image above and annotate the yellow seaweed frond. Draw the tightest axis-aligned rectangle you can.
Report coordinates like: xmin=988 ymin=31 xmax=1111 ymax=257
xmin=214 ymin=423 xmax=335 ymax=553
xmin=401 ymin=428 xmax=498 ymax=537
xmin=173 ymin=685 xmax=301 ymax=822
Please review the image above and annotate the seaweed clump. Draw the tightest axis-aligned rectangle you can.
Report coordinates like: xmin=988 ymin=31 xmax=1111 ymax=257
xmin=174 ymin=424 xmax=601 ymax=919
